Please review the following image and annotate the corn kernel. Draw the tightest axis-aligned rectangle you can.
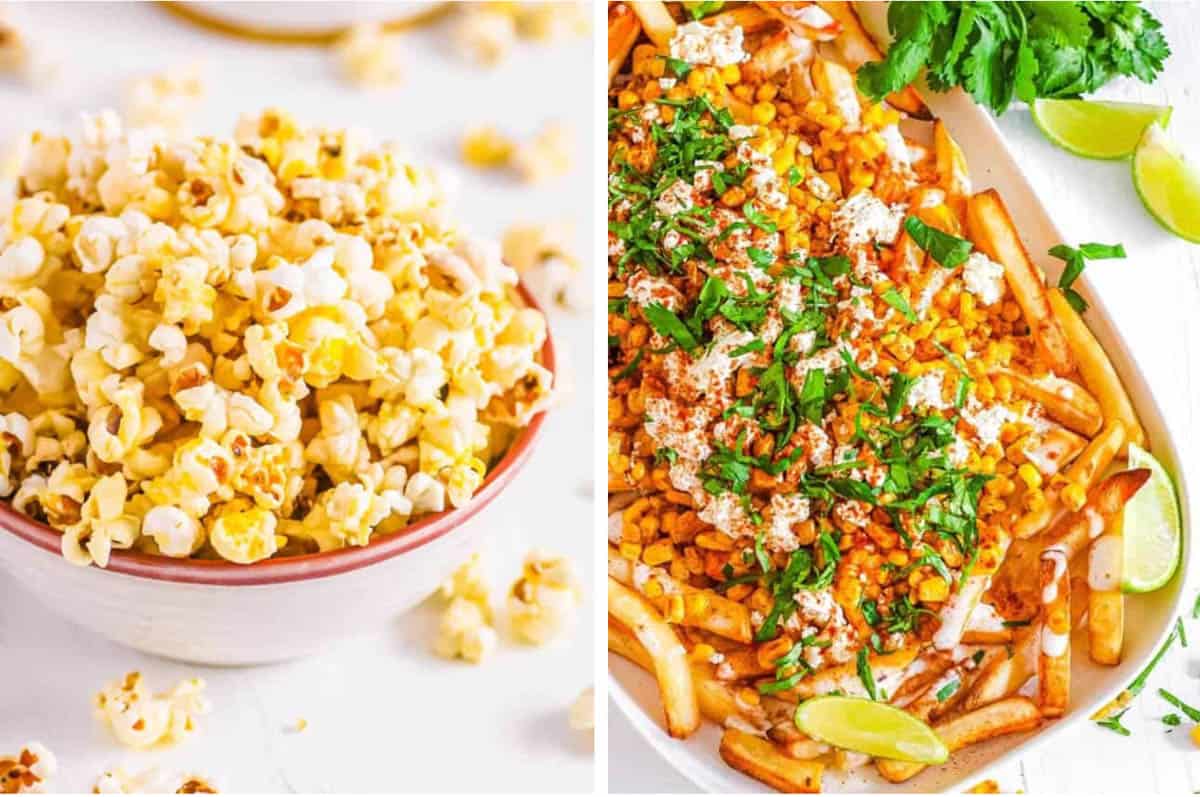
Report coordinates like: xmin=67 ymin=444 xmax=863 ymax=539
xmin=618 ymin=541 xmax=642 ymax=560
xmin=643 ymin=542 xmax=674 ymax=566
xmin=918 ymin=577 xmax=949 ymax=603
xmin=1062 ymin=482 xmax=1087 ymax=512
xmin=721 ymin=63 xmax=742 ymax=84
xmin=665 ymin=594 xmax=685 ymax=623
xmin=690 ymin=643 xmax=717 ymax=663
xmin=752 ymin=101 xmax=777 ymax=125
xmin=1017 ymin=463 xmax=1043 ymax=490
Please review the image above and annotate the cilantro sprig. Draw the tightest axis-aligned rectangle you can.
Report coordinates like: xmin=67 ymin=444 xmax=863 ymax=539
xmin=857 ymin=2 xmax=1171 ymax=116
xmin=1049 ymin=241 xmax=1126 ymax=313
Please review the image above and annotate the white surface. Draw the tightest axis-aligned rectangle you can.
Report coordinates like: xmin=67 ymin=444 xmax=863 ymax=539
xmin=609 ymin=2 xmax=1200 ymax=793
xmin=0 ymin=2 xmax=594 ymax=792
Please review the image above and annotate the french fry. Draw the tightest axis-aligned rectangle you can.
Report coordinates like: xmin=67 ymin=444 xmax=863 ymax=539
xmin=701 ymin=5 xmax=775 ymax=34
xmin=814 ymin=1 xmax=929 ymax=118
xmin=629 ymin=1 xmax=676 ymax=48
xmin=719 ymin=728 xmax=823 ymax=793
xmin=1048 ymin=289 xmax=1147 ymax=451
xmin=961 ymin=629 xmax=1014 ymax=645
xmin=811 ymin=56 xmax=861 ymax=127
xmin=743 ymin=30 xmax=810 ymax=84
xmin=967 ymin=190 xmax=1075 ymax=377
xmin=609 ymin=578 xmax=700 ymax=738
xmin=998 ymin=368 xmax=1103 ymax=437
xmin=1041 ymin=468 xmax=1150 ymax=562
xmin=609 ymin=617 xmax=654 ymax=671
xmin=755 ymin=2 xmax=840 ymax=41
xmin=1020 ymin=424 xmax=1088 ymax=478
xmin=933 ymin=120 xmax=971 ymax=218
xmin=904 ymin=650 xmax=999 ymax=723
xmin=1037 ymin=550 xmax=1071 ymax=717
xmin=961 ymin=630 xmax=1037 ymax=712
xmin=773 ymin=647 xmax=919 ymax=701
xmin=1014 ymin=418 xmax=1126 ymax=539
xmin=876 ymin=698 xmax=1042 ymax=783
xmin=608 ymin=547 xmax=754 ymax=643
xmin=1088 ymin=512 xmax=1124 ymax=665
xmin=608 ymin=3 xmax=641 ymax=85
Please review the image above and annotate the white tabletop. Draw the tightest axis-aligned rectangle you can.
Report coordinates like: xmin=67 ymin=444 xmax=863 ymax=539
xmin=610 ymin=2 xmax=1200 ymax=793
xmin=0 ymin=2 xmax=594 ymax=792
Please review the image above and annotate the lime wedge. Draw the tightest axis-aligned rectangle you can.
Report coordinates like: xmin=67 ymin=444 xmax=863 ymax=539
xmin=1133 ymin=123 xmax=1200 ymax=244
xmin=1121 ymin=442 xmax=1182 ymax=593
xmin=1031 ymin=99 xmax=1171 ymax=160
xmin=794 ymin=696 xmax=948 ymax=764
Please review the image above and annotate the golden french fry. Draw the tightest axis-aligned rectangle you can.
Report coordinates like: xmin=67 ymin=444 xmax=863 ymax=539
xmin=961 ymin=630 xmax=1037 ymax=712
xmin=609 ymin=617 xmax=654 ymax=671
xmin=609 ymin=578 xmax=700 ymax=738
xmin=814 ymin=1 xmax=929 ymax=118
xmin=719 ymin=728 xmax=823 ymax=793
xmin=999 ymin=368 xmax=1103 ymax=437
xmin=811 ymin=56 xmax=861 ymax=127
xmin=755 ymin=1 xmax=840 ymax=41
xmin=743 ymin=29 xmax=807 ymax=84
xmin=774 ymin=647 xmax=919 ymax=701
xmin=1088 ymin=513 xmax=1124 ymax=665
xmin=1014 ymin=417 xmax=1126 ymax=539
xmin=904 ymin=650 xmax=1000 ymax=723
xmin=1037 ymin=551 xmax=1071 ymax=717
xmin=629 ymin=1 xmax=676 ymax=48
xmin=961 ymin=629 xmax=1014 ymax=645
xmin=713 ymin=647 xmax=772 ymax=680
xmin=1048 ymin=289 xmax=1147 ymax=452
xmin=701 ymin=5 xmax=775 ymax=34
xmin=876 ymin=698 xmax=1042 ymax=783
xmin=609 ymin=547 xmax=754 ymax=643
xmin=933 ymin=120 xmax=971 ymax=220
xmin=1041 ymin=468 xmax=1150 ymax=561
xmin=608 ymin=3 xmax=641 ymax=85
xmin=967 ymin=190 xmax=1075 ymax=377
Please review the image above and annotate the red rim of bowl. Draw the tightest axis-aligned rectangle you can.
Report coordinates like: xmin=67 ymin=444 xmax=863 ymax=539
xmin=0 ymin=283 xmax=555 ymax=587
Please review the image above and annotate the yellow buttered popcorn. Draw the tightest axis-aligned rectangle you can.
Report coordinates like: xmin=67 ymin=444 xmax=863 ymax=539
xmin=434 ymin=596 xmax=499 ymax=664
xmin=93 ymin=765 xmax=218 ymax=795
xmin=94 ymin=671 xmax=211 ymax=750
xmin=507 ymin=549 xmax=581 ymax=645
xmin=0 ymin=109 xmax=553 ymax=567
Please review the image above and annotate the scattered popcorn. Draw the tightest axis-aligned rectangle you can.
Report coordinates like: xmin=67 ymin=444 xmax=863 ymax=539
xmin=460 ymin=126 xmax=515 ymax=169
xmin=92 ymin=766 xmax=217 ymax=794
xmin=0 ymin=20 xmax=28 ymax=76
xmin=501 ymin=222 xmax=587 ymax=311
xmin=284 ymin=718 xmax=308 ymax=734
xmin=453 ymin=6 xmax=518 ymax=66
xmin=123 ymin=66 xmax=205 ymax=135
xmin=94 ymin=671 xmax=211 ymax=749
xmin=434 ymin=595 xmax=499 ymax=664
xmin=0 ymin=110 xmax=553 ymax=566
xmin=439 ymin=551 xmax=492 ymax=619
xmin=568 ymin=686 xmax=594 ymax=731
xmin=516 ymin=2 xmax=590 ymax=42
xmin=507 ymin=549 xmax=581 ymax=644
xmin=0 ymin=743 xmax=56 ymax=794
xmin=334 ymin=23 xmax=402 ymax=87
xmin=511 ymin=122 xmax=574 ymax=183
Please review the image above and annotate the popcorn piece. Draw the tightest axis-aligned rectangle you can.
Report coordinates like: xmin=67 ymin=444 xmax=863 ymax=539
xmin=335 ymin=23 xmax=402 ymax=87
xmin=434 ymin=596 xmax=498 ymax=664
xmin=94 ymin=672 xmax=211 ymax=750
xmin=453 ymin=7 xmax=518 ymax=66
xmin=507 ymin=549 xmax=582 ymax=645
xmin=516 ymin=2 xmax=590 ymax=42
xmin=0 ymin=742 xmax=56 ymax=794
xmin=93 ymin=765 xmax=217 ymax=794
xmin=208 ymin=503 xmax=281 ymax=564
xmin=568 ymin=686 xmax=594 ymax=731
xmin=123 ymin=65 xmax=205 ymax=135
xmin=501 ymin=222 xmax=587 ymax=311
xmin=460 ymin=126 xmax=515 ymax=169
xmin=439 ymin=552 xmax=491 ymax=618
xmin=511 ymin=123 xmax=574 ymax=183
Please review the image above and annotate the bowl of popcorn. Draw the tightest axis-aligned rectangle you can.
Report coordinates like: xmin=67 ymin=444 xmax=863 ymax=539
xmin=0 ymin=109 xmax=555 ymax=665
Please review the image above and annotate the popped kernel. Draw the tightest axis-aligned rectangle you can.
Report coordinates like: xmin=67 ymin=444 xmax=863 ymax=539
xmin=0 ymin=743 xmax=56 ymax=794
xmin=94 ymin=671 xmax=211 ymax=750
xmin=334 ymin=23 xmax=402 ymax=87
xmin=92 ymin=766 xmax=218 ymax=794
xmin=507 ymin=549 xmax=582 ymax=645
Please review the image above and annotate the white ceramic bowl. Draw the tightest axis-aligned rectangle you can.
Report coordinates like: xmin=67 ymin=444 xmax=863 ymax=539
xmin=0 ymin=287 xmax=554 ymax=667
xmin=609 ymin=2 xmax=1192 ymax=790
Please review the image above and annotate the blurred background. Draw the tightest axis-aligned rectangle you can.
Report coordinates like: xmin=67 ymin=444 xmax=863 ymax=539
xmin=0 ymin=2 xmax=594 ymax=792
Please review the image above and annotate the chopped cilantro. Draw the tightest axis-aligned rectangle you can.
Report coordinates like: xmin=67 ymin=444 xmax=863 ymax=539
xmin=1096 ymin=709 xmax=1131 ymax=737
xmin=1158 ymin=689 xmax=1200 ymax=722
xmin=936 ymin=678 xmax=960 ymax=702
xmin=857 ymin=648 xmax=878 ymax=700
xmin=612 ymin=349 xmax=644 ymax=381
xmin=904 ymin=216 xmax=973 ymax=268
xmin=881 ymin=286 xmax=918 ymax=322
xmin=643 ymin=303 xmax=699 ymax=352
xmin=1050 ymin=241 xmax=1126 ymax=313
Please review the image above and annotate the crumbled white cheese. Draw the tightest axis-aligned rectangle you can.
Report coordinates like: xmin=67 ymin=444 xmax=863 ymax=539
xmin=654 ymin=178 xmax=694 ymax=217
xmin=962 ymin=400 xmax=1016 ymax=448
xmin=669 ymin=20 xmax=748 ymax=68
xmin=659 ymin=77 xmax=677 ymax=90
xmin=830 ymin=192 xmax=906 ymax=249
xmin=729 ymin=124 xmax=758 ymax=141
xmin=626 ymin=270 xmax=684 ymax=310
xmin=644 ymin=396 xmax=714 ymax=462
xmin=699 ymin=491 xmax=756 ymax=539
xmin=880 ymin=124 xmax=911 ymax=169
xmin=962 ymin=252 xmax=1005 ymax=305
xmin=786 ymin=4 xmax=836 ymax=28
xmin=916 ymin=267 xmax=951 ymax=316
xmin=907 ymin=370 xmax=949 ymax=412
xmin=766 ymin=493 xmax=811 ymax=552
xmin=947 ymin=435 xmax=971 ymax=466
xmin=685 ymin=330 xmax=757 ymax=403
xmin=806 ymin=174 xmax=836 ymax=201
